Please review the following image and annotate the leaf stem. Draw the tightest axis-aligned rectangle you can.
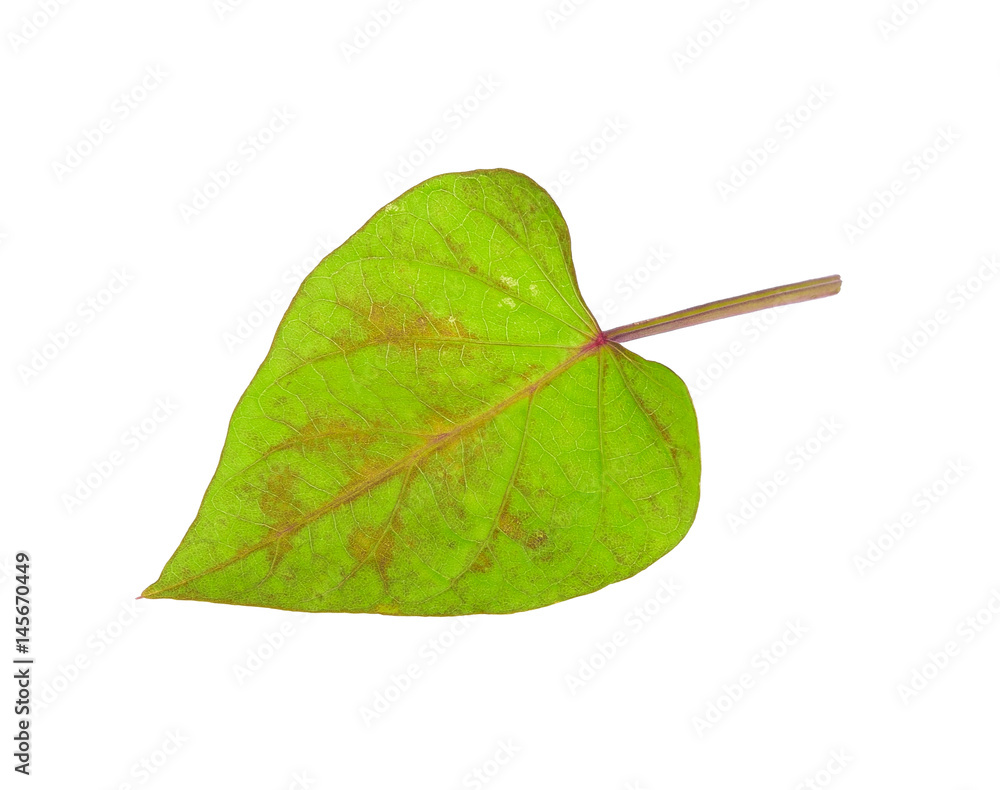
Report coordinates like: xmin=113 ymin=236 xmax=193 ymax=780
xmin=604 ymin=274 xmax=842 ymax=344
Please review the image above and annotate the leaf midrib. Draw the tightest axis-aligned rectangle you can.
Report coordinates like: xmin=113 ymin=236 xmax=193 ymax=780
xmin=144 ymin=340 xmax=604 ymax=599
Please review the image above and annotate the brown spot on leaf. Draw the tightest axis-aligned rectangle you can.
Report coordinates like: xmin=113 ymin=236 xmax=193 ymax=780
xmin=552 ymin=216 xmax=570 ymax=247
xmin=266 ymin=536 xmax=297 ymax=577
xmin=496 ymin=505 xmax=553 ymax=558
xmin=346 ymin=528 xmax=376 ymax=562
xmin=259 ymin=466 xmax=302 ymax=531
xmin=439 ymin=232 xmax=480 ymax=277
xmin=469 ymin=549 xmax=493 ymax=573
xmin=327 ymin=288 xmax=474 ymax=351
xmin=637 ymin=399 xmax=683 ymax=472
xmin=375 ymin=531 xmax=396 ymax=578
xmin=293 ymin=416 xmax=379 ymax=455
xmin=498 ymin=509 xmax=526 ymax=542
xmin=525 ymin=531 xmax=548 ymax=550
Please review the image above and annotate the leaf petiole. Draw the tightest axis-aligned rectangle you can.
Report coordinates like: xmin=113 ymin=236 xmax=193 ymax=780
xmin=604 ymin=275 xmax=842 ymax=344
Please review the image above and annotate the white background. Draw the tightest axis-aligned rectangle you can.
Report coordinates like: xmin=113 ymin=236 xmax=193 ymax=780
xmin=3 ymin=1 xmax=999 ymax=788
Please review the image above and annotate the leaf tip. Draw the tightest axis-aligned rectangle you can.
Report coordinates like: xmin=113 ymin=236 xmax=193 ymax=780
xmin=138 ymin=582 xmax=161 ymax=600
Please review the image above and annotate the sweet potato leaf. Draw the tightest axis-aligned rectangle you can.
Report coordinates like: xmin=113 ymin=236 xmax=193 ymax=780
xmin=142 ymin=169 xmax=838 ymax=615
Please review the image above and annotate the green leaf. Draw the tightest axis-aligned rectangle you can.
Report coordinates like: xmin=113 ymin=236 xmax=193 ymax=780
xmin=143 ymin=168 xmax=839 ymax=615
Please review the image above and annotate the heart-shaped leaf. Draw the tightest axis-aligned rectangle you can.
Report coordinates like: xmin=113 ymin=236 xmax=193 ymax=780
xmin=143 ymin=169 xmax=839 ymax=615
